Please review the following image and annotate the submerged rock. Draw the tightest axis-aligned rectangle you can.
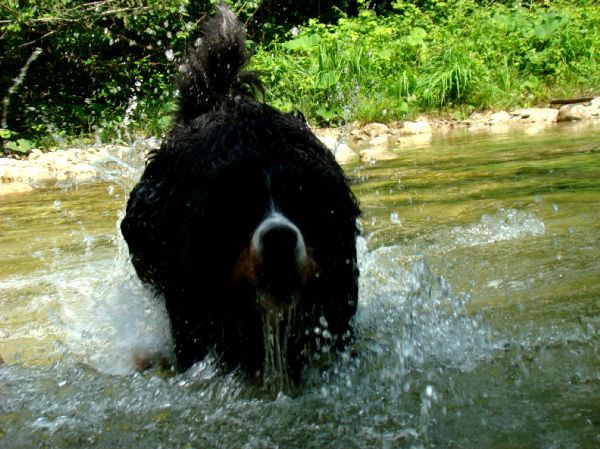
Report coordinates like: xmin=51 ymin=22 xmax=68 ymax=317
xmin=359 ymin=147 xmax=398 ymax=162
xmin=0 ymin=181 xmax=34 ymax=195
xmin=393 ymin=133 xmax=432 ymax=146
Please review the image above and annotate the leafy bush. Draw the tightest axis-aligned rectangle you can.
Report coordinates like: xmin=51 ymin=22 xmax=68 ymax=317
xmin=0 ymin=0 xmax=207 ymax=149
xmin=252 ymin=0 xmax=600 ymax=124
xmin=0 ymin=0 xmax=360 ymax=152
xmin=1 ymin=0 xmax=598 ymax=152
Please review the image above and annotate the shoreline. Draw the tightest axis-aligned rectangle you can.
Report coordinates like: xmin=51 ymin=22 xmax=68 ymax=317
xmin=314 ymin=98 xmax=600 ymax=163
xmin=1 ymin=100 xmax=599 ymax=196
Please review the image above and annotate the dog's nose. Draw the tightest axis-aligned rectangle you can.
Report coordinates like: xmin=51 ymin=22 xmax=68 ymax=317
xmin=262 ymin=222 xmax=295 ymax=249
xmin=251 ymin=213 xmax=307 ymax=310
xmin=252 ymin=213 xmax=306 ymax=265
xmin=259 ymin=225 xmax=301 ymax=264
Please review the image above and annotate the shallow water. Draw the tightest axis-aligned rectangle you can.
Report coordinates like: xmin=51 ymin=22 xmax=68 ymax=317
xmin=1 ymin=123 xmax=599 ymax=448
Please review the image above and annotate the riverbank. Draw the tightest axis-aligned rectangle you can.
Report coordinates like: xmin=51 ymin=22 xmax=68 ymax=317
xmin=316 ymin=98 xmax=600 ymax=163
xmin=1 ymin=99 xmax=599 ymax=196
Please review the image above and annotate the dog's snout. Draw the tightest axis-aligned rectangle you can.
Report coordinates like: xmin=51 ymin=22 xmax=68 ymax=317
xmin=252 ymin=213 xmax=306 ymax=264
xmin=259 ymin=224 xmax=301 ymax=262
xmin=248 ymin=213 xmax=311 ymax=311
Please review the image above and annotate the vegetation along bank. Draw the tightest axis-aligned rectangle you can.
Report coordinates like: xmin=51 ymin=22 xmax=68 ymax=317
xmin=1 ymin=0 xmax=598 ymax=154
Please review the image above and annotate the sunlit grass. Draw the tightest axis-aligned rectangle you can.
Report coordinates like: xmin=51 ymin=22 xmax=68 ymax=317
xmin=251 ymin=0 xmax=600 ymax=125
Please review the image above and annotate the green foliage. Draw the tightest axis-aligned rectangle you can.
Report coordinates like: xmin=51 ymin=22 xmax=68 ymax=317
xmin=0 ymin=0 xmax=357 ymax=151
xmin=1 ymin=0 xmax=205 ymax=149
xmin=5 ymin=138 xmax=35 ymax=154
xmin=252 ymin=0 xmax=600 ymax=124
xmin=0 ymin=0 xmax=598 ymax=151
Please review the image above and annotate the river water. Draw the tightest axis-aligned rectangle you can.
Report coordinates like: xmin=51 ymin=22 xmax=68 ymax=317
xmin=1 ymin=123 xmax=599 ymax=448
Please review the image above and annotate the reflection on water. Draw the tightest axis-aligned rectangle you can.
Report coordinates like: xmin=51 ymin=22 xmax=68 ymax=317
xmin=1 ymin=123 xmax=599 ymax=448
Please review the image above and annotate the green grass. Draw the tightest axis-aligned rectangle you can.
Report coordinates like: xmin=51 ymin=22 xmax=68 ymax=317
xmin=250 ymin=0 xmax=600 ymax=125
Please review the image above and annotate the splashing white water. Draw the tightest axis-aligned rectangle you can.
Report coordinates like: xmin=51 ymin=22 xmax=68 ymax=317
xmin=55 ymin=220 xmax=174 ymax=375
xmin=356 ymin=236 xmax=497 ymax=377
xmin=450 ymin=209 xmax=545 ymax=247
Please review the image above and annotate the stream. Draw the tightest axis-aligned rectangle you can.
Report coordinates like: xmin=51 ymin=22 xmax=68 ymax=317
xmin=1 ymin=123 xmax=599 ymax=448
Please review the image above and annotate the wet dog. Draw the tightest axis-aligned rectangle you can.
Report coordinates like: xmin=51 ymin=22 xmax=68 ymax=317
xmin=121 ymin=4 xmax=360 ymax=386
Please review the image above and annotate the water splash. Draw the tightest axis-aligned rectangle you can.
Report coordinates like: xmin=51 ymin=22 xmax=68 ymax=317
xmin=2 ymin=128 xmax=599 ymax=447
xmin=450 ymin=209 xmax=545 ymax=247
xmin=358 ymin=243 xmax=495 ymax=370
xmin=2 ymin=47 xmax=43 ymax=128
xmin=261 ymin=308 xmax=296 ymax=393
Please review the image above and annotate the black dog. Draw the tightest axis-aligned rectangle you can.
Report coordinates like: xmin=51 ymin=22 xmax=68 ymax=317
xmin=121 ymin=5 xmax=360 ymax=385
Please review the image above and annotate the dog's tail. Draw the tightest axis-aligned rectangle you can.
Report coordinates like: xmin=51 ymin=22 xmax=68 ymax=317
xmin=176 ymin=4 xmax=261 ymax=122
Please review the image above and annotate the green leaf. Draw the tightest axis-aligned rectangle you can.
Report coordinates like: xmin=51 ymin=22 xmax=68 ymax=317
xmin=6 ymin=139 xmax=35 ymax=154
xmin=521 ymin=75 xmax=540 ymax=91
xmin=534 ymin=12 xmax=567 ymax=41
xmin=316 ymin=105 xmax=342 ymax=121
xmin=282 ymin=34 xmax=322 ymax=51
xmin=404 ymin=27 xmax=427 ymax=48
xmin=158 ymin=115 xmax=172 ymax=129
xmin=315 ymin=71 xmax=339 ymax=90
xmin=492 ymin=13 xmax=513 ymax=33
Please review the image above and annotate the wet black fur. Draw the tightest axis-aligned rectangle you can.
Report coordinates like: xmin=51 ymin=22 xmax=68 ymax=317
xmin=121 ymin=5 xmax=360 ymax=382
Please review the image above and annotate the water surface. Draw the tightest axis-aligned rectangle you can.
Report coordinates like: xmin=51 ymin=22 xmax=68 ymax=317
xmin=1 ymin=123 xmax=599 ymax=448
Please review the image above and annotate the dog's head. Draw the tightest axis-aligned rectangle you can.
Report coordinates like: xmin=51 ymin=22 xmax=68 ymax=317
xmin=133 ymin=109 xmax=357 ymax=316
